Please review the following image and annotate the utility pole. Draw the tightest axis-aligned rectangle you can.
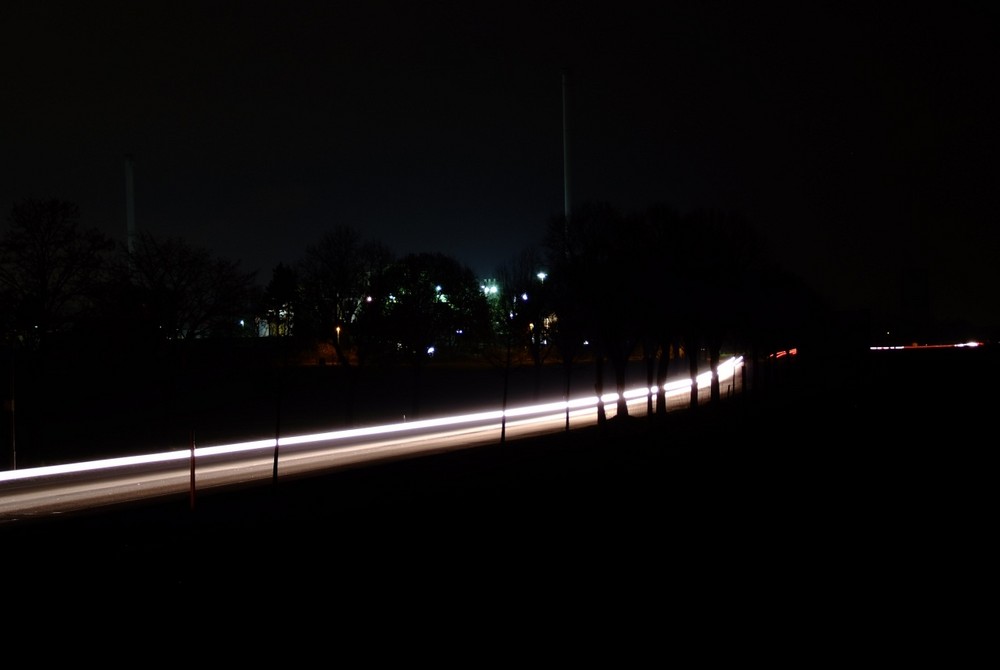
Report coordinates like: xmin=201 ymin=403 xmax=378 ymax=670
xmin=7 ymin=341 xmax=15 ymax=470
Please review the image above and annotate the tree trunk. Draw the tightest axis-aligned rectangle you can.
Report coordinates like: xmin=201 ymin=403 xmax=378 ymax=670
xmin=612 ymin=349 xmax=629 ymax=419
xmin=594 ymin=353 xmax=607 ymax=425
xmin=687 ymin=340 xmax=699 ymax=410
xmin=710 ymin=341 xmax=722 ymax=404
xmin=655 ymin=343 xmax=671 ymax=416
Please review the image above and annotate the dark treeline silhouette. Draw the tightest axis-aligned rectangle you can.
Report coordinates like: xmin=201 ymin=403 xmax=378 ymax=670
xmin=1 ymin=196 xmax=828 ymax=469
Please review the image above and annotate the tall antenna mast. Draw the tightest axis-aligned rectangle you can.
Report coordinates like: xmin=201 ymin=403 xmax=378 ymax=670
xmin=562 ymin=69 xmax=572 ymax=223
xmin=124 ymin=154 xmax=136 ymax=265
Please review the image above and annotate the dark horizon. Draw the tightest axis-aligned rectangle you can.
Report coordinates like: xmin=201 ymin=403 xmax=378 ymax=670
xmin=3 ymin=2 xmax=997 ymax=334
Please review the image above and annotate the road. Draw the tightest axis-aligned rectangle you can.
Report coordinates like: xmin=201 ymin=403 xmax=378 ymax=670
xmin=1 ymin=344 xmax=990 ymax=654
xmin=0 ymin=356 xmax=743 ymax=522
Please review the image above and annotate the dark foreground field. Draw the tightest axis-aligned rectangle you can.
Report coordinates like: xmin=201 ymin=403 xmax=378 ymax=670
xmin=2 ymin=345 xmax=993 ymax=654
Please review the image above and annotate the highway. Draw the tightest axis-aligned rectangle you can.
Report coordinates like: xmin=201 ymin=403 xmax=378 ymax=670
xmin=0 ymin=356 xmax=743 ymax=522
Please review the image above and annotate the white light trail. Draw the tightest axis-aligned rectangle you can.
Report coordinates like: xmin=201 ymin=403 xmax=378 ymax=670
xmin=0 ymin=356 xmax=744 ymax=485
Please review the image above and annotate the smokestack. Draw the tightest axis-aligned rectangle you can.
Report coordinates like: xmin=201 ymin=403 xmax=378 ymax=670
xmin=124 ymin=154 xmax=136 ymax=260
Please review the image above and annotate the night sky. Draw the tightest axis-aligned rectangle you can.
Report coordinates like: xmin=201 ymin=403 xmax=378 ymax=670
xmin=3 ymin=2 xmax=997 ymax=335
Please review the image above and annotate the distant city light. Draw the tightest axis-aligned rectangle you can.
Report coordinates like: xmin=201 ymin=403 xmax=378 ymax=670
xmin=870 ymin=341 xmax=984 ymax=350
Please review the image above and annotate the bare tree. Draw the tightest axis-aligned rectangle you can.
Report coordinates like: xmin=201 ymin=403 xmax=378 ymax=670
xmin=108 ymin=231 xmax=256 ymax=341
xmin=373 ymin=251 xmax=491 ymax=419
xmin=494 ymin=247 xmax=554 ymax=400
xmin=261 ymin=262 xmax=299 ymax=337
xmin=546 ymin=202 xmax=637 ymax=424
xmin=0 ymin=198 xmax=115 ymax=349
xmin=297 ymin=225 xmax=377 ymax=366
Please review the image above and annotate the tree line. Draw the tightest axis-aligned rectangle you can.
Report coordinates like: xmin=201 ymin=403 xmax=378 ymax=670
xmin=1 ymin=195 xmax=828 ymax=464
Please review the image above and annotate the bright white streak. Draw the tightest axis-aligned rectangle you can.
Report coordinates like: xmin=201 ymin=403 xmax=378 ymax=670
xmin=0 ymin=356 xmax=744 ymax=484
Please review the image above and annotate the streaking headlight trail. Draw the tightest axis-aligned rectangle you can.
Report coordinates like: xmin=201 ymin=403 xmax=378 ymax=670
xmin=0 ymin=357 xmax=743 ymax=518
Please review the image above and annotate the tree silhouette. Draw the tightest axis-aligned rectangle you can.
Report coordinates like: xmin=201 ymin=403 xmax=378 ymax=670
xmin=297 ymin=225 xmax=377 ymax=365
xmin=493 ymin=247 xmax=554 ymax=399
xmin=339 ymin=238 xmax=395 ymax=369
xmin=546 ymin=202 xmax=638 ymax=424
xmin=681 ymin=208 xmax=768 ymax=407
xmin=261 ymin=262 xmax=299 ymax=337
xmin=489 ymin=247 xmax=555 ymax=441
xmin=0 ymin=198 xmax=114 ymax=465
xmin=540 ymin=214 xmax=591 ymax=429
xmin=372 ymin=251 xmax=491 ymax=419
xmin=294 ymin=228 xmax=395 ymax=424
xmin=0 ymin=197 xmax=115 ymax=350
xmin=106 ymin=231 xmax=256 ymax=341
xmin=633 ymin=203 xmax=685 ymax=417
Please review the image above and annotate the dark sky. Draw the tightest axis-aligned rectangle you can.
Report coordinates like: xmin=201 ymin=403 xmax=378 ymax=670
xmin=3 ymin=1 xmax=998 ymax=334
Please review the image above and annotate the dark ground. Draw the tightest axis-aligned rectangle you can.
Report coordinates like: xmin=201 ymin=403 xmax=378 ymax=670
xmin=2 ymin=345 xmax=993 ymax=654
